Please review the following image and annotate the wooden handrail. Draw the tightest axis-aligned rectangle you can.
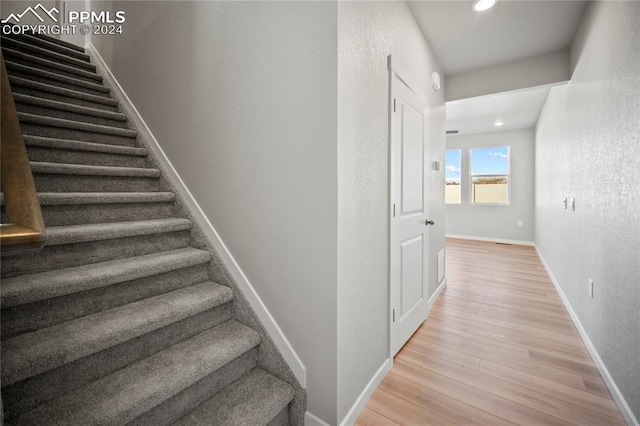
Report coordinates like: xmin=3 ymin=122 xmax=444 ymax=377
xmin=1 ymin=52 xmax=46 ymax=255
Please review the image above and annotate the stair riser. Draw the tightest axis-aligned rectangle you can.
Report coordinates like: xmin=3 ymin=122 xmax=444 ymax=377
xmin=268 ymin=407 xmax=290 ymax=426
xmin=3 ymin=201 xmax=171 ymax=226
xmin=172 ymin=368 xmax=293 ymax=426
xmin=1 ymin=231 xmax=191 ymax=278
xmin=3 ymin=34 xmax=90 ymax=61
xmin=1 ymin=264 xmax=209 ymax=339
xmin=130 ymin=349 xmax=258 ymax=426
xmin=33 ymin=173 xmax=159 ymax=193
xmin=12 ymin=86 xmax=118 ymax=112
xmin=16 ymin=104 xmax=127 ymax=129
xmin=40 ymin=201 xmax=170 ymax=226
xmin=26 ymin=146 xmax=146 ymax=168
xmin=0 ymin=38 xmax=94 ymax=71
xmin=20 ymin=124 xmax=136 ymax=146
xmin=2 ymin=53 xmax=102 ymax=84
xmin=6 ymin=62 xmax=109 ymax=95
xmin=9 ymin=70 xmax=110 ymax=98
xmin=2 ymin=305 xmax=233 ymax=421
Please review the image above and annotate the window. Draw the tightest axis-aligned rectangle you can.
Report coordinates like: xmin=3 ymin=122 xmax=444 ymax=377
xmin=445 ymin=150 xmax=461 ymax=204
xmin=470 ymin=147 xmax=509 ymax=205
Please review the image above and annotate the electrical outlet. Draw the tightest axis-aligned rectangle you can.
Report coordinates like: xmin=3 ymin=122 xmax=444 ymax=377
xmin=571 ymin=198 xmax=576 ymax=211
xmin=563 ymin=198 xmax=568 ymax=209
xmin=517 ymin=220 xmax=523 ymax=227
xmin=588 ymin=279 xmax=594 ymax=298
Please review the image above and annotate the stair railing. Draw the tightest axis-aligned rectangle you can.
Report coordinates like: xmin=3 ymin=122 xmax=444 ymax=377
xmin=1 ymin=52 xmax=46 ymax=255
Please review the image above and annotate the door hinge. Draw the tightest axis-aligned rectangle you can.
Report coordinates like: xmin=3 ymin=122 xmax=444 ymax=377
xmin=392 ymin=309 xmax=395 ymax=322
xmin=393 ymin=98 xmax=397 ymax=112
xmin=393 ymin=203 xmax=396 ymax=217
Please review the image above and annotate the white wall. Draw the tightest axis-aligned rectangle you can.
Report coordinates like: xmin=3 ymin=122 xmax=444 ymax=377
xmin=535 ymin=1 xmax=640 ymax=420
xmin=59 ymin=0 xmax=90 ymax=46
xmin=337 ymin=1 xmax=445 ymax=422
xmin=90 ymin=1 xmax=339 ymax=421
xmin=446 ymin=129 xmax=535 ymax=243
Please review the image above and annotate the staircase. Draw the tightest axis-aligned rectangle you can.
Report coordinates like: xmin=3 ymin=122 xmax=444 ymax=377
xmin=1 ymin=31 xmax=299 ymax=425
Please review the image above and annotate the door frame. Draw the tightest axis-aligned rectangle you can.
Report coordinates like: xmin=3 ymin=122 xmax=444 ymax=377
xmin=387 ymin=55 xmax=431 ymax=359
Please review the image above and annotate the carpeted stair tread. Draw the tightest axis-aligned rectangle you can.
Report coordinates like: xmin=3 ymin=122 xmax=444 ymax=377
xmin=0 ymin=37 xmax=95 ymax=71
xmin=30 ymin=161 xmax=159 ymax=178
xmin=2 ymin=33 xmax=90 ymax=61
xmin=175 ymin=368 xmax=294 ymax=426
xmin=1 ymin=282 xmax=235 ymax=386
xmin=2 ymin=47 xmax=102 ymax=81
xmin=1 ymin=247 xmax=208 ymax=308
xmin=10 ymin=321 xmax=260 ymax=425
xmin=43 ymin=217 xmax=191 ymax=246
xmin=10 ymin=76 xmax=116 ymax=105
xmin=16 ymin=94 xmax=124 ymax=120
xmin=18 ymin=112 xmax=136 ymax=137
xmin=7 ymin=64 xmax=110 ymax=93
xmin=24 ymin=135 xmax=146 ymax=155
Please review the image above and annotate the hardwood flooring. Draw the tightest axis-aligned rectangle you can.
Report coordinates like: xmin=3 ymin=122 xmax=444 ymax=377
xmin=356 ymin=238 xmax=625 ymax=425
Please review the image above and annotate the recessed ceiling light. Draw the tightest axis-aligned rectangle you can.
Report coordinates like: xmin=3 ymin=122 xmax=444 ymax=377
xmin=473 ymin=0 xmax=496 ymax=12
xmin=494 ymin=120 xmax=504 ymax=126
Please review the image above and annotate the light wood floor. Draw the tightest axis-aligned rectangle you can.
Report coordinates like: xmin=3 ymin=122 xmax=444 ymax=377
xmin=356 ymin=238 xmax=625 ymax=425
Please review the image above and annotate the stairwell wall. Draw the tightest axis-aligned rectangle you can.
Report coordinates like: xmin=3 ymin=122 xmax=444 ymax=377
xmin=89 ymin=1 xmax=339 ymax=422
xmin=535 ymin=1 xmax=640 ymax=421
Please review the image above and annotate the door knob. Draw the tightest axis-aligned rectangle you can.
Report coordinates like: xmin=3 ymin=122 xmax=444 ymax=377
xmin=425 ymin=219 xmax=435 ymax=226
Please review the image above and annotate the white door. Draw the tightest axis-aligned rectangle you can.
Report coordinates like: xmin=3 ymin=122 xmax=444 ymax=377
xmin=390 ymin=72 xmax=431 ymax=356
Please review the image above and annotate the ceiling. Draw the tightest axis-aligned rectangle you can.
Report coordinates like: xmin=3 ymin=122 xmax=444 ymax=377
xmin=445 ymin=84 xmax=556 ymax=136
xmin=406 ymin=0 xmax=588 ymax=137
xmin=408 ymin=0 xmax=588 ymax=76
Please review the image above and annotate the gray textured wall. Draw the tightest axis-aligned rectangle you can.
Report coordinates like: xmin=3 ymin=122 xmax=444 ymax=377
xmin=535 ymin=1 xmax=640 ymax=420
xmin=446 ymin=128 xmax=535 ymax=243
xmin=91 ymin=1 xmax=339 ymax=421
xmin=337 ymin=1 xmax=445 ymax=422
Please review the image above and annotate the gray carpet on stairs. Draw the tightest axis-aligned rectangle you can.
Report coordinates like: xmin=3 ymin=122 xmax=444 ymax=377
xmin=1 ymin=28 xmax=297 ymax=425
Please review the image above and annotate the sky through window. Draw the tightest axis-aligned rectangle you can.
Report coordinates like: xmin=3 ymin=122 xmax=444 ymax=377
xmin=470 ymin=147 xmax=509 ymax=175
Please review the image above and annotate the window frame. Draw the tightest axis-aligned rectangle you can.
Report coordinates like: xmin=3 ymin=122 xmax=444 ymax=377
xmin=445 ymin=149 xmax=462 ymax=205
xmin=469 ymin=146 xmax=511 ymax=206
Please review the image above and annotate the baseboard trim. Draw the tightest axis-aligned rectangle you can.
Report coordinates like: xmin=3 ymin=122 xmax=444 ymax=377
xmin=86 ymin=42 xmax=307 ymax=389
xmin=332 ymin=277 xmax=445 ymax=425
xmin=446 ymin=234 xmax=535 ymax=247
xmin=339 ymin=359 xmax=393 ymax=426
xmin=305 ymin=411 xmax=331 ymax=426
xmin=535 ymin=245 xmax=639 ymax=426
xmin=429 ymin=278 xmax=447 ymax=308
